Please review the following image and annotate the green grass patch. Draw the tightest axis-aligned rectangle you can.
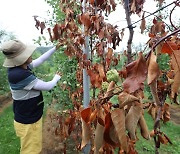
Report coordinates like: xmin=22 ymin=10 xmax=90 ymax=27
xmin=135 ymin=112 xmax=180 ymax=154
xmin=0 ymin=105 xmax=20 ymax=154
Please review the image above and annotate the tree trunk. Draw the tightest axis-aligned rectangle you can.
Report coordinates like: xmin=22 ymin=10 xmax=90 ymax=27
xmin=124 ymin=0 xmax=134 ymax=64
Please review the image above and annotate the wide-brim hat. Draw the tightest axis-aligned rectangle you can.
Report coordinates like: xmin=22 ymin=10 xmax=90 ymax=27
xmin=1 ymin=40 xmax=37 ymax=68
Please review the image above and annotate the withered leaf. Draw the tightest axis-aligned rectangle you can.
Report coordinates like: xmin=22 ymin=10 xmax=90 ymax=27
xmin=98 ymin=64 xmax=105 ymax=80
xmin=131 ymin=0 xmax=136 ymax=13
xmin=104 ymin=112 xmax=117 ymax=146
xmin=149 ymin=79 xmax=161 ymax=106
xmin=125 ymin=103 xmax=143 ymax=140
xmin=40 ymin=22 xmax=46 ymax=34
xmin=138 ymin=115 xmax=150 ymax=140
xmin=158 ymin=134 xmax=168 ymax=145
xmin=161 ymin=41 xmax=178 ymax=55
xmin=171 ymin=50 xmax=180 ymax=98
xmin=81 ymin=107 xmax=91 ymax=123
xmin=118 ymin=92 xmax=139 ymax=109
xmin=112 ymin=31 xmax=121 ymax=50
xmin=140 ymin=12 xmax=146 ymax=34
xmin=94 ymin=118 xmax=105 ymax=154
xmin=123 ymin=52 xmax=147 ymax=93
xmin=80 ymin=13 xmax=91 ymax=29
xmin=147 ymin=103 xmax=157 ymax=120
xmin=47 ymin=28 xmax=53 ymax=42
xmin=104 ymin=81 xmax=115 ymax=98
xmin=162 ymin=103 xmax=170 ymax=123
xmin=53 ymin=24 xmax=60 ymax=40
xmin=111 ymin=109 xmax=129 ymax=153
xmin=147 ymin=51 xmax=160 ymax=85
xmin=81 ymin=118 xmax=91 ymax=149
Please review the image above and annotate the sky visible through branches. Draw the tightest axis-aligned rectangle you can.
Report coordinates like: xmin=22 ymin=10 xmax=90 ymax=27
xmin=0 ymin=0 xmax=178 ymax=50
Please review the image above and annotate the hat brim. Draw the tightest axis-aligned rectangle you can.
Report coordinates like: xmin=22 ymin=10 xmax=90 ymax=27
xmin=3 ymin=45 xmax=37 ymax=68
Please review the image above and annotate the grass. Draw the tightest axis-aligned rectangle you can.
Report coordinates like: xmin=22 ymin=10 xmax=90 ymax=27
xmin=135 ymin=111 xmax=180 ymax=154
xmin=0 ymin=105 xmax=20 ymax=154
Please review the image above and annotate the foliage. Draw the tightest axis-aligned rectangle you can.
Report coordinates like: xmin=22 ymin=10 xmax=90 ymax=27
xmin=0 ymin=53 xmax=9 ymax=94
xmin=51 ymin=49 xmax=79 ymax=110
xmin=0 ymin=29 xmax=16 ymax=94
xmin=0 ymin=30 xmax=15 ymax=44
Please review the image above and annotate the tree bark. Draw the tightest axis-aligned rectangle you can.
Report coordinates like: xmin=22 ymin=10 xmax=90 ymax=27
xmin=124 ymin=0 xmax=134 ymax=64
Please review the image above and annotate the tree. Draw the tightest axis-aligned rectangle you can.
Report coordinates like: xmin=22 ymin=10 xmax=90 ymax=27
xmin=0 ymin=30 xmax=15 ymax=44
xmin=34 ymin=0 xmax=180 ymax=153
xmin=0 ymin=29 xmax=16 ymax=94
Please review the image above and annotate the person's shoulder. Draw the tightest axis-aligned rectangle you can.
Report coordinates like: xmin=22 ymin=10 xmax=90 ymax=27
xmin=8 ymin=67 xmax=34 ymax=84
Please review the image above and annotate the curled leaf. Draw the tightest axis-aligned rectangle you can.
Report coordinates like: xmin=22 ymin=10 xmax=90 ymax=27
xmin=94 ymin=118 xmax=105 ymax=154
xmin=81 ymin=118 xmax=91 ymax=149
xmin=104 ymin=112 xmax=118 ymax=146
xmin=118 ymin=92 xmax=139 ymax=108
xmin=123 ymin=52 xmax=147 ymax=93
xmin=147 ymin=51 xmax=160 ymax=85
xmin=149 ymin=79 xmax=161 ymax=106
xmin=171 ymin=50 xmax=180 ymax=98
xmin=104 ymin=81 xmax=115 ymax=98
xmin=138 ymin=115 xmax=150 ymax=140
xmin=140 ymin=12 xmax=146 ymax=34
xmin=111 ymin=109 xmax=129 ymax=153
xmin=125 ymin=103 xmax=143 ymax=140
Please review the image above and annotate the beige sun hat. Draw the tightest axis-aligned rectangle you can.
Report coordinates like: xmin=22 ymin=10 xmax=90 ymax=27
xmin=1 ymin=39 xmax=37 ymax=68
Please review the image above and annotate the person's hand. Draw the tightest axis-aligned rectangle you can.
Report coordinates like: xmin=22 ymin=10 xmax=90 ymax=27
xmin=56 ymin=41 xmax=63 ymax=50
xmin=56 ymin=71 xmax=63 ymax=77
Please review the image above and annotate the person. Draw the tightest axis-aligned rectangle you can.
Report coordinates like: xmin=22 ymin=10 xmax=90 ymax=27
xmin=1 ymin=39 xmax=62 ymax=154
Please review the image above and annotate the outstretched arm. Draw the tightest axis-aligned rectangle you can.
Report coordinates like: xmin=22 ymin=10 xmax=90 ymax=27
xmin=30 ymin=47 xmax=56 ymax=68
xmin=33 ymin=74 xmax=61 ymax=91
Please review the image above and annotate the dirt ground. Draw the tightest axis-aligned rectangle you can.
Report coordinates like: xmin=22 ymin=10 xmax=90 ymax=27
xmin=0 ymin=93 xmax=12 ymax=113
xmin=0 ymin=95 xmax=180 ymax=153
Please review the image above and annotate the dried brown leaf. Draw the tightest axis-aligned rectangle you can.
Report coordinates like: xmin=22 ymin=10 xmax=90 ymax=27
xmin=81 ymin=118 xmax=91 ymax=149
xmin=104 ymin=112 xmax=117 ymax=146
xmin=138 ymin=115 xmax=150 ymax=140
xmin=140 ymin=12 xmax=146 ymax=34
xmin=104 ymin=81 xmax=115 ymax=98
xmin=111 ymin=109 xmax=129 ymax=153
xmin=125 ymin=103 xmax=143 ymax=140
xmin=149 ymin=79 xmax=161 ymax=106
xmin=123 ymin=52 xmax=147 ymax=93
xmin=98 ymin=64 xmax=105 ymax=80
xmin=147 ymin=51 xmax=160 ymax=85
xmin=118 ymin=92 xmax=139 ymax=108
xmin=94 ymin=118 xmax=105 ymax=154
xmin=171 ymin=50 xmax=180 ymax=98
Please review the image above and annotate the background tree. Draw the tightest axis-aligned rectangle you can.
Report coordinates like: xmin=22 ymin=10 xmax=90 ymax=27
xmin=0 ymin=29 xmax=16 ymax=94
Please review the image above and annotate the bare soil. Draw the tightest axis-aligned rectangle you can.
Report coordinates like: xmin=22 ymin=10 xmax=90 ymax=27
xmin=0 ymin=93 xmax=12 ymax=114
xmin=169 ymin=104 xmax=180 ymax=125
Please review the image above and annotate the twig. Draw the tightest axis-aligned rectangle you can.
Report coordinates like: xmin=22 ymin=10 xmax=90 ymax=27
xmin=120 ymin=0 xmax=177 ymax=32
xmin=144 ymin=10 xmax=173 ymax=32
xmin=145 ymin=28 xmax=180 ymax=60
xmin=169 ymin=4 xmax=179 ymax=30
